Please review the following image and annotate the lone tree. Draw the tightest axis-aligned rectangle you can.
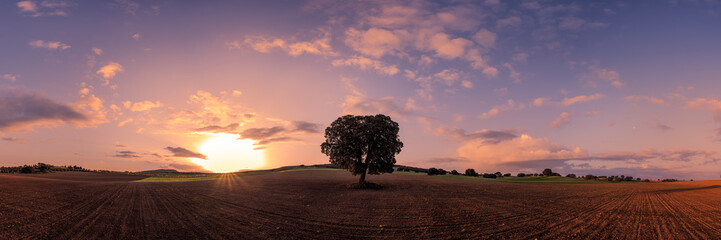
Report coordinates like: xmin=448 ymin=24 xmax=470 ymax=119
xmin=321 ymin=114 xmax=403 ymax=185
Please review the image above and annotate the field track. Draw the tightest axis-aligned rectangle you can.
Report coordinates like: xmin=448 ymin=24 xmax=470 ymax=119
xmin=1 ymin=171 xmax=720 ymax=239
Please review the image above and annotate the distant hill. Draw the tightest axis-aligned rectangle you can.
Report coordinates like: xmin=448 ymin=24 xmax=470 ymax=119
xmin=138 ymin=169 xmax=179 ymax=174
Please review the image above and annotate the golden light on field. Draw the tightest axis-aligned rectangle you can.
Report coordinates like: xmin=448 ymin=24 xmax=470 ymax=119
xmin=192 ymin=133 xmax=265 ymax=173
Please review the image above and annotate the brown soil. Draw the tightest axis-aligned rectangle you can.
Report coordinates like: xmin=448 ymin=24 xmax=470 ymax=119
xmin=1 ymin=171 xmax=720 ymax=239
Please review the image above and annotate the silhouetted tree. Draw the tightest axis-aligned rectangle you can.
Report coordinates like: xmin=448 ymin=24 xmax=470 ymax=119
xmin=566 ymin=173 xmax=576 ymax=178
xmin=450 ymin=170 xmax=460 ymax=175
xmin=517 ymin=173 xmax=526 ymax=177
xmin=542 ymin=168 xmax=553 ymax=176
xmin=20 ymin=165 xmax=33 ymax=174
xmin=465 ymin=168 xmax=478 ymax=177
xmin=503 ymin=173 xmax=511 ymax=177
xmin=321 ymin=114 xmax=403 ymax=185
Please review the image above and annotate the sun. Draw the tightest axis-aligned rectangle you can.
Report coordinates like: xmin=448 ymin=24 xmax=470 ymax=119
xmin=192 ymin=133 xmax=265 ymax=173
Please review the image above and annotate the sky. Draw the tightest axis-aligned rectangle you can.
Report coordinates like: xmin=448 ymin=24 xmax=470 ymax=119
xmin=1 ymin=0 xmax=721 ymax=179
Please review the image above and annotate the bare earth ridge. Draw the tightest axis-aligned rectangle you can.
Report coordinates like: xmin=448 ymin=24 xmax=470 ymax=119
xmin=1 ymin=171 xmax=720 ymax=239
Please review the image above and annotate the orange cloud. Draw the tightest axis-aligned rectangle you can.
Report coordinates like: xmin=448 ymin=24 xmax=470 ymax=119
xmin=96 ymin=62 xmax=123 ymax=79
xmin=624 ymin=95 xmax=666 ymax=105
xmin=533 ymin=94 xmax=606 ymax=107
xmin=331 ymin=56 xmax=400 ymax=75
xmin=123 ymin=100 xmax=163 ymax=112
xmin=458 ymin=134 xmax=588 ymax=166
xmin=29 ymin=40 xmax=71 ymax=50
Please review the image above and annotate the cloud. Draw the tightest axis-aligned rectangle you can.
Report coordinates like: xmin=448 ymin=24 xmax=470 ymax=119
xmin=480 ymin=99 xmax=523 ymax=119
xmin=503 ymin=63 xmax=521 ymax=83
xmin=165 ymin=147 xmax=207 ymax=159
xmin=342 ymin=95 xmax=414 ymax=120
xmin=655 ymin=124 xmax=672 ymax=131
xmin=465 ymin=48 xmax=498 ymax=77
xmin=685 ymin=98 xmax=721 ymax=138
xmin=3 ymin=74 xmax=19 ymax=82
xmin=589 ymin=148 xmax=718 ymax=163
xmin=123 ymin=100 xmax=163 ymax=112
xmin=559 ymin=17 xmax=586 ymax=30
xmin=435 ymin=127 xmax=518 ymax=144
xmin=496 ymin=16 xmax=522 ymax=28
xmin=512 ymin=52 xmax=529 ymax=62
xmin=473 ymin=29 xmax=496 ymax=48
xmin=239 ymin=126 xmax=286 ymax=140
xmin=17 ymin=1 xmax=38 ymax=12
xmin=433 ymin=69 xmax=462 ymax=86
xmin=74 ymin=91 xmax=109 ymax=127
xmin=225 ymin=41 xmax=242 ymax=49
xmin=449 ymin=129 xmax=720 ymax=175
xmin=685 ymin=98 xmax=721 ymax=122
xmin=192 ymin=123 xmax=240 ymax=133
xmin=17 ymin=0 xmax=69 ymax=17
xmin=551 ymin=111 xmax=575 ymax=129
xmin=0 ymin=88 xmax=87 ymax=132
xmin=292 ymin=121 xmax=321 ymax=133
xmin=91 ymin=47 xmax=103 ymax=55
xmin=243 ymin=30 xmax=336 ymax=56
xmin=114 ymin=150 xmax=141 ymax=158
xmin=256 ymin=136 xmax=296 ymax=145
xmin=96 ymin=62 xmax=123 ymax=79
xmin=585 ymin=66 xmax=625 ymax=88
xmin=427 ymin=33 xmax=474 ymax=59
xmin=345 ymin=27 xmax=404 ymax=58
xmin=132 ymin=33 xmax=141 ymax=40
xmin=532 ymin=94 xmax=605 ymax=107
xmin=113 ymin=0 xmax=140 ymax=15
xmin=29 ymin=40 xmax=71 ymax=50
xmin=2 ymin=137 xmax=28 ymax=143
xmin=331 ymin=56 xmax=400 ymax=75
xmin=458 ymin=134 xmax=588 ymax=166
xmin=585 ymin=109 xmax=603 ymax=117
xmin=624 ymin=95 xmax=666 ymax=105
xmin=161 ymin=91 xmax=254 ymax=132
xmin=239 ymin=120 xmax=321 ymax=146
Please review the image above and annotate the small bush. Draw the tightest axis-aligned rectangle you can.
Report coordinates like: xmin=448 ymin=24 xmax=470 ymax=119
xmin=517 ymin=173 xmax=526 ymax=177
xmin=503 ymin=173 xmax=511 ymax=177
xmin=566 ymin=174 xmax=577 ymax=178
xmin=450 ymin=170 xmax=460 ymax=175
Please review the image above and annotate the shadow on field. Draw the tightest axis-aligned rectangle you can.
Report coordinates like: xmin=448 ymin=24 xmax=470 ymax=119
xmin=653 ymin=185 xmax=721 ymax=193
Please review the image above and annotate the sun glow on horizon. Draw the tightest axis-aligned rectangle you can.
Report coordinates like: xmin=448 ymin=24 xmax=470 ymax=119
xmin=192 ymin=133 xmax=265 ymax=173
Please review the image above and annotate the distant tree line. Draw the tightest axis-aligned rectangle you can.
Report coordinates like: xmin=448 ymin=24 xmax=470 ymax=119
xmin=396 ymin=166 xmax=676 ymax=182
xmin=0 ymin=163 xmax=89 ymax=174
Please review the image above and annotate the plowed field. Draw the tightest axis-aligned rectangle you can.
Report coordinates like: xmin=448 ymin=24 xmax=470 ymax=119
xmin=1 ymin=171 xmax=720 ymax=239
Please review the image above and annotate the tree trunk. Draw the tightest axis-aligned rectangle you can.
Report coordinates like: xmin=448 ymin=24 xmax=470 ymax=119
xmin=359 ymin=152 xmax=369 ymax=184
xmin=359 ymin=169 xmax=367 ymax=184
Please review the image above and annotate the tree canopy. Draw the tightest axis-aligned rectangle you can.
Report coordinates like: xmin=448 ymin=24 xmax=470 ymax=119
xmin=320 ymin=114 xmax=403 ymax=184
